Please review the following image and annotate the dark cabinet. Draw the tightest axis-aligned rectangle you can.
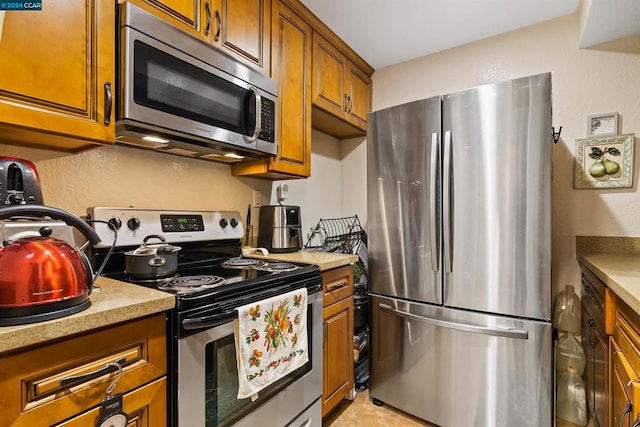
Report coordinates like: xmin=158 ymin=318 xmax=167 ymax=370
xmin=581 ymin=265 xmax=608 ymax=427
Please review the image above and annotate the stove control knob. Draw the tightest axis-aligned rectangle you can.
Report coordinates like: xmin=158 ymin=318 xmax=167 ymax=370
xmin=230 ymin=218 xmax=238 ymax=228
xmin=127 ymin=217 xmax=141 ymax=230
xmin=108 ymin=217 xmax=122 ymax=230
xmin=219 ymin=218 xmax=228 ymax=228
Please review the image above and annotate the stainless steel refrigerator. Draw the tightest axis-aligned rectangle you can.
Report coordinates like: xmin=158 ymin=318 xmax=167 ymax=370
xmin=367 ymin=73 xmax=553 ymax=427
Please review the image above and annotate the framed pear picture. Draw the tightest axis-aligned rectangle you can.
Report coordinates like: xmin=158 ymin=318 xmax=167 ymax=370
xmin=574 ymin=133 xmax=635 ymax=189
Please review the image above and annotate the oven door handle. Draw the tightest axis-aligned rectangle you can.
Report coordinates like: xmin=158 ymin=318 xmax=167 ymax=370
xmin=182 ymin=310 xmax=237 ymax=330
xmin=182 ymin=282 xmax=322 ymax=330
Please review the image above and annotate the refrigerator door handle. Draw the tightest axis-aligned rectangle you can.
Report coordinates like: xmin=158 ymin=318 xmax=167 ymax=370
xmin=378 ymin=303 xmax=529 ymax=339
xmin=443 ymin=130 xmax=453 ymax=272
xmin=429 ymin=132 xmax=439 ymax=272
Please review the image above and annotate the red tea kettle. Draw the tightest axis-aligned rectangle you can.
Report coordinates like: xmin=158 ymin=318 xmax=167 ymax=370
xmin=0 ymin=205 xmax=102 ymax=326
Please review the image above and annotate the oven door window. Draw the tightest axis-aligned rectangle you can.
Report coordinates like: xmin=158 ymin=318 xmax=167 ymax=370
xmin=205 ymin=310 xmax=313 ymax=427
xmin=133 ymin=41 xmax=256 ymax=137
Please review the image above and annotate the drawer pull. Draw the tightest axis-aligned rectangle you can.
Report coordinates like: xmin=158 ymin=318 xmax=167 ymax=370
xmin=326 ymin=280 xmax=347 ymax=292
xmin=60 ymin=357 xmax=125 ymax=389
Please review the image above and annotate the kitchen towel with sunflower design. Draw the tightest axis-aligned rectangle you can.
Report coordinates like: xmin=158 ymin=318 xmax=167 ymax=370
xmin=234 ymin=287 xmax=308 ymax=400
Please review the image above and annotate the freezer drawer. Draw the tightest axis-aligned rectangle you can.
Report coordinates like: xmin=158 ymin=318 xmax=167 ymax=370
xmin=369 ymin=295 xmax=553 ymax=427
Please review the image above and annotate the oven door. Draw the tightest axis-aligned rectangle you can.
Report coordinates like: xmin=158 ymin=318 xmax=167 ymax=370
xmin=177 ymin=289 xmax=322 ymax=427
xmin=118 ymin=4 xmax=277 ymax=156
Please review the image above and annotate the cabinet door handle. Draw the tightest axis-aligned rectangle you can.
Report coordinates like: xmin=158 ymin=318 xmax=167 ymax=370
xmin=344 ymin=93 xmax=348 ymax=112
xmin=587 ymin=319 xmax=595 ymax=347
xmin=59 ymin=357 xmax=125 ymax=389
xmin=631 ymin=413 xmax=640 ymax=427
xmin=348 ymin=95 xmax=353 ymax=114
xmin=104 ymin=82 xmax=112 ymax=126
xmin=584 ymin=318 xmax=592 ymax=341
xmin=620 ymin=401 xmax=632 ymax=427
xmin=326 ymin=280 xmax=347 ymax=292
xmin=204 ymin=2 xmax=211 ymax=36
xmin=214 ymin=9 xmax=221 ymax=42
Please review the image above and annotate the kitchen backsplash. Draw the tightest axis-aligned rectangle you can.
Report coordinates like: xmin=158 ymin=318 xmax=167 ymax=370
xmin=0 ymin=143 xmax=272 ymax=221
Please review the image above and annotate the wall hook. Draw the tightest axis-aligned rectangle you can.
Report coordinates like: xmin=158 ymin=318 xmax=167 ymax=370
xmin=552 ymin=126 xmax=562 ymax=144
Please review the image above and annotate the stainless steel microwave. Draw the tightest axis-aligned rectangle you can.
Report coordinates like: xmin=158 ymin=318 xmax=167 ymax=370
xmin=116 ymin=3 xmax=278 ymax=161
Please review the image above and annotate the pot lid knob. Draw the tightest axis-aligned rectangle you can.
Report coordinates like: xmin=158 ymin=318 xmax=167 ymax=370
xmin=39 ymin=226 xmax=53 ymax=237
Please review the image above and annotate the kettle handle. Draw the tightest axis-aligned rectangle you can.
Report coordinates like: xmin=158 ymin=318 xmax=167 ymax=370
xmin=0 ymin=205 xmax=102 ymax=246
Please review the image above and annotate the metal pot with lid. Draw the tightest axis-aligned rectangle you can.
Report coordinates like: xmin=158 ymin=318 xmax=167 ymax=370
xmin=0 ymin=205 xmax=102 ymax=326
xmin=124 ymin=234 xmax=181 ymax=278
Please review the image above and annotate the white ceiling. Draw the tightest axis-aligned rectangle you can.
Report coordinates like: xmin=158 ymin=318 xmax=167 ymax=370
xmin=579 ymin=0 xmax=640 ymax=48
xmin=299 ymin=0 xmax=581 ymax=69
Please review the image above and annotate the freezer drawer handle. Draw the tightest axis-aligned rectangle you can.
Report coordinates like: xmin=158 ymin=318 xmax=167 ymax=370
xmin=378 ymin=303 xmax=529 ymax=339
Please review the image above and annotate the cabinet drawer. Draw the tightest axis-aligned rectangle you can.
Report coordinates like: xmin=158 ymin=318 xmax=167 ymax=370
xmin=0 ymin=314 xmax=167 ymax=426
xmin=322 ymin=265 xmax=354 ymax=307
xmin=57 ymin=377 xmax=167 ymax=427
xmin=614 ymin=303 xmax=640 ymax=380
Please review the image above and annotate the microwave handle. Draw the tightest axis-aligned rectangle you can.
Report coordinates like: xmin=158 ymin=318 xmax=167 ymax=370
xmin=249 ymin=86 xmax=262 ymax=142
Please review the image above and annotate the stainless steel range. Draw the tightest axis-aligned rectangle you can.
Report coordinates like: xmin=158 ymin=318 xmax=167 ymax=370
xmin=86 ymin=207 xmax=323 ymax=427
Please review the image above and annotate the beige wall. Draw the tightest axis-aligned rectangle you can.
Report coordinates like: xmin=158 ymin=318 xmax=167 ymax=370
xmin=269 ymin=130 xmax=345 ymax=244
xmin=0 ymin=143 xmax=272 ymax=223
xmin=0 ymin=132 xmax=346 ymax=248
xmin=343 ymin=12 xmax=640 ymax=295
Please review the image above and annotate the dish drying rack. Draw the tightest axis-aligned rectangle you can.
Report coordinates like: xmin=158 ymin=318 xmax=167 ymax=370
xmin=304 ymin=215 xmax=368 ymax=289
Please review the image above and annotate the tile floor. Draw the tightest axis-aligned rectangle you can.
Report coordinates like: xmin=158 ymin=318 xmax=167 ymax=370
xmin=322 ymin=389 xmax=432 ymax=427
xmin=323 ymin=390 xmax=592 ymax=427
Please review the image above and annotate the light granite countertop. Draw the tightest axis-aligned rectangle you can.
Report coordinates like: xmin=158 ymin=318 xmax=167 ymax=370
xmin=245 ymin=250 xmax=358 ymax=271
xmin=577 ymin=236 xmax=640 ymax=316
xmin=0 ymin=276 xmax=174 ymax=355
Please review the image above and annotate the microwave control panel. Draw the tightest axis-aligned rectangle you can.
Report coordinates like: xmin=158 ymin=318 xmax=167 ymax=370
xmin=258 ymin=98 xmax=275 ymax=143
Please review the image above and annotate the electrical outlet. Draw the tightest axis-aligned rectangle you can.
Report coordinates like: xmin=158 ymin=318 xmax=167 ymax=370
xmin=252 ymin=190 xmax=262 ymax=208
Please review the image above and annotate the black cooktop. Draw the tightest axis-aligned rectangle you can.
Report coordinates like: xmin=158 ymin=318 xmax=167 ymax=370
xmin=97 ymin=247 xmax=320 ymax=311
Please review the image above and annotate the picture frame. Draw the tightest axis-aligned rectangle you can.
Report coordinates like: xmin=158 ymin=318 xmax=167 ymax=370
xmin=588 ymin=112 xmax=618 ymax=136
xmin=574 ymin=133 xmax=635 ymax=189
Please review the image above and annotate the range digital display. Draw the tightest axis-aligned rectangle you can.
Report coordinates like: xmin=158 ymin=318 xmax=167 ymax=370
xmin=160 ymin=214 xmax=205 ymax=232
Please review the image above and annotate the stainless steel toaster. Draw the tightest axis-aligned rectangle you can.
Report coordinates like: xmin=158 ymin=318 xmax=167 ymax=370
xmin=257 ymin=205 xmax=302 ymax=253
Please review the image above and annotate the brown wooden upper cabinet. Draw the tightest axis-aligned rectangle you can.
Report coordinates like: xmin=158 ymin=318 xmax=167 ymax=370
xmin=312 ymin=32 xmax=372 ymax=138
xmin=133 ymin=0 xmax=270 ymax=74
xmin=232 ymin=0 xmax=312 ymax=179
xmin=0 ymin=1 xmax=114 ymax=151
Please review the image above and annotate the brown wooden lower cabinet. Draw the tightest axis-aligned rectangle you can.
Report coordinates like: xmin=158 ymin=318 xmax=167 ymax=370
xmin=321 ymin=265 xmax=354 ymax=417
xmin=0 ymin=313 xmax=167 ymax=426
xmin=610 ymin=292 xmax=640 ymax=427
xmin=582 ymin=257 xmax=640 ymax=427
